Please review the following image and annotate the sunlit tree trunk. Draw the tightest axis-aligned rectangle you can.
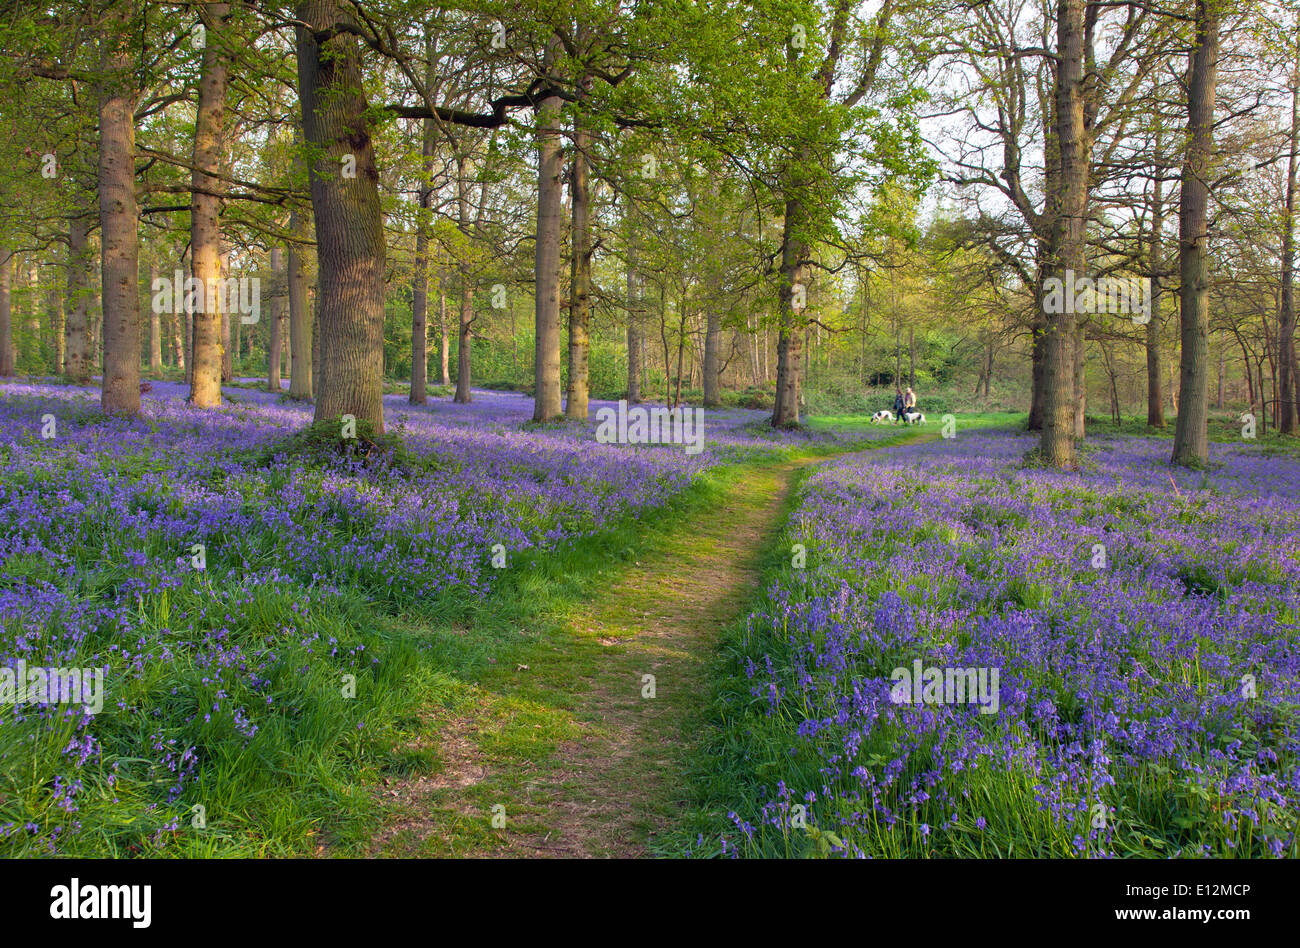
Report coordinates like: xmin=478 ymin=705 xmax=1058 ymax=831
xmin=189 ymin=1 xmax=229 ymax=408
xmin=97 ymin=4 xmax=141 ymax=414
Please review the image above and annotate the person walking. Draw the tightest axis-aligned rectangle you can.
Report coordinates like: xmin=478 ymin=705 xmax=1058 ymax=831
xmin=893 ymin=387 xmax=905 ymax=423
xmin=904 ymin=386 xmax=917 ymax=413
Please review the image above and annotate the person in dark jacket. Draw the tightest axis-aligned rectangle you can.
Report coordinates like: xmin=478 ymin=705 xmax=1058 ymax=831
xmin=892 ymin=388 xmax=905 ymax=423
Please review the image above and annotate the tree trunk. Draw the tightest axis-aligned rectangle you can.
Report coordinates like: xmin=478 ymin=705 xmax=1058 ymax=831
xmin=627 ymin=233 xmax=642 ymax=403
xmin=310 ymin=287 xmax=319 ymax=398
xmin=565 ymin=82 xmax=592 ymax=420
xmin=1172 ymin=0 xmax=1218 ymax=467
xmin=703 ymin=308 xmax=721 ymax=407
xmin=228 ymin=247 xmax=239 ymax=376
xmin=170 ymin=288 xmax=185 ymax=372
xmin=296 ymin=0 xmax=387 ymax=431
xmin=149 ymin=263 xmax=162 ymax=375
xmin=1040 ymin=0 xmax=1086 ymax=467
xmin=532 ymin=57 xmax=564 ymax=422
xmin=97 ymin=6 xmax=142 ymax=414
xmin=0 ymin=250 xmax=11 ymax=377
xmin=64 ymin=214 xmax=93 ymax=382
xmin=771 ymin=194 xmax=807 ymax=427
xmin=287 ymin=200 xmax=311 ymax=399
xmin=438 ymin=280 xmax=449 ymax=386
xmin=455 ymin=283 xmax=473 ymax=403
xmin=24 ymin=260 xmax=40 ymax=369
xmin=50 ymin=274 xmax=65 ymax=374
xmin=453 ymin=153 xmax=475 ymax=405
xmin=1147 ymin=166 xmax=1166 ymax=426
xmin=1028 ymin=321 xmax=1045 ymax=429
xmin=1073 ymin=321 xmax=1087 ymax=439
xmin=189 ymin=1 xmax=229 ymax=408
xmin=181 ymin=246 xmax=193 ymax=384
xmin=268 ymin=247 xmax=284 ymax=391
xmin=410 ymin=122 xmax=434 ymax=405
xmin=1280 ymin=52 xmax=1299 ymax=434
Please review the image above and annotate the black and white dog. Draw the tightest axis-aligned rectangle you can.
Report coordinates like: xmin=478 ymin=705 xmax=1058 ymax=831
xmin=901 ymin=410 xmax=926 ymax=425
xmin=871 ymin=410 xmax=894 ymax=424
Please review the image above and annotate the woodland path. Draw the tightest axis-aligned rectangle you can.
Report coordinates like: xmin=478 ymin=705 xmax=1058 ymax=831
xmin=367 ymin=457 xmax=812 ymax=857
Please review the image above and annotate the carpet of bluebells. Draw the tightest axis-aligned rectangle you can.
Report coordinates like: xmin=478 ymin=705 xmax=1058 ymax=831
xmin=0 ymin=378 xmax=854 ymax=855
xmin=722 ymin=430 xmax=1300 ymax=858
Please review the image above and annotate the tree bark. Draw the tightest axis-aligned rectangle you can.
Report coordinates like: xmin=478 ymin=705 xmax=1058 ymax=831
xmin=1147 ymin=162 xmax=1166 ymax=426
xmin=532 ymin=49 xmax=564 ymax=421
xmin=1028 ymin=321 xmax=1045 ymax=429
xmin=771 ymin=194 xmax=807 ymax=427
xmin=626 ymin=222 xmax=642 ymax=403
xmin=438 ymin=279 xmax=449 ymax=386
xmin=170 ymin=289 xmax=185 ymax=372
xmin=1040 ymin=0 xmax=1086 ymax=467
xmin=149 ymin=262 xmax=163 ymax=375
xmin=268 ymin=247 xmax=284 ymax=391
xmin=0 ymin=250 xmax=11 ymax=377
xmin=452 ymin=153 xmax=476 ymax=404
xmin=310 ymin=286 xmax=319 ymax=398
xmin=189 ymin=1 xmax=229 ymax=408
xmin=296 ymin=0 xmax=387 ymax=431
xmin=1172 ymin=0 xmax=1218 ymax=467
xmin=703 ymin=307 xmax=721 ymax=407
xmin=410 ymin=113 xmax=434 ymax=405
xmin=64 ymin=214 xmax=93 ymax=382
xmin=455 ymin=283 xmax=474 ymax=403
xmin=1073 ymin=321 xmax=1087 ymax=439
xmin=49 ymin=273 xmax=65 ymax=374
xmin=287 ymin=199 xmax=311 ymax=399
xmin=1280 ymin=50 xmax=1299 ymax=434
xmin=565 ymin=85 xmax=592 ymax=420
xmin=97 ymin=5 xmax=141 ymax=414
